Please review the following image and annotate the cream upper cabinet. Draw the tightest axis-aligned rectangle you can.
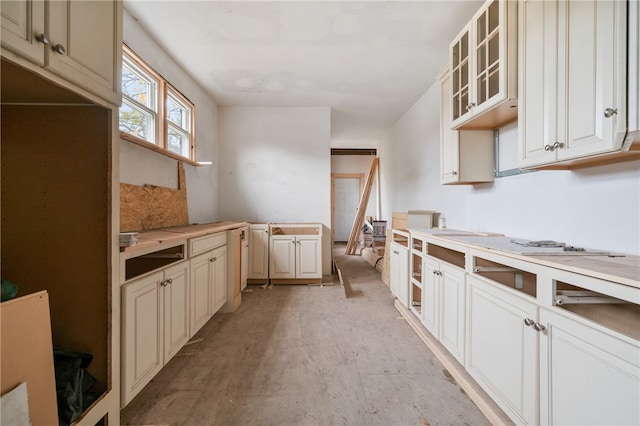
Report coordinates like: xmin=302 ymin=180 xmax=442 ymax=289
xmin=0 ymin=0 xmax=122 ymax=105
xmin=450 ymin=0 xmax=518 ymax=130
xmin=519 ymin=0 xmax=627 ymax=168
xmin=440 ymin=68 xmax=495 ymax=184
xmin=1 ymin=0 xmax=46 ymax=65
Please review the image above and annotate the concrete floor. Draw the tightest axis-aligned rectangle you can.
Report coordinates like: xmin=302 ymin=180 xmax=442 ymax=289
xmin=120 ymin=249 xmax=489 ymax=426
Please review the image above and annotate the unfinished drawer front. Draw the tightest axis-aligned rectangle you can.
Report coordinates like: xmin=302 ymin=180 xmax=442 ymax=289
xmin=189 ymin=233 xmax=226 ymax=257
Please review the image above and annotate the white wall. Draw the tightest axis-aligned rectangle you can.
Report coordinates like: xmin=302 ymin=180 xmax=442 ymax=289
xmin=218 ymin=106 xmax=333 ymax=274
xmin=121 ymin=9 xmax=219 ymax=223
xmin=380 ymin=80 xmax=640 ymax=256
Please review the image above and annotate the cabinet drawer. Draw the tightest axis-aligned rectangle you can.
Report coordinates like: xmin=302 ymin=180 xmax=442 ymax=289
xmin=189 ymin=233 xmax=226 ymax=257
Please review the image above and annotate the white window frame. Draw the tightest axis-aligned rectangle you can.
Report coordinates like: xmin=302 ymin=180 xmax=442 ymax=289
xmin=119 ymin=45 xmax=196 ymax=164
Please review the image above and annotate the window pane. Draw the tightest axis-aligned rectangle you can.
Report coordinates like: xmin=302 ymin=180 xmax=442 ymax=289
xmin=167 ymin=93 xmax=190 ymax=131
xmin=122 ymin=61 xmax=155 ymax=109
xmin=168 ymin=126 xmax=190 ymax=157
xmin=119 ymin=101 xmax=155 ymax=143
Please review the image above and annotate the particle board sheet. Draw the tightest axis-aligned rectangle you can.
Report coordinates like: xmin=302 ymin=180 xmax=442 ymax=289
xmin=120 ymin=163 xmax=189 ymax=232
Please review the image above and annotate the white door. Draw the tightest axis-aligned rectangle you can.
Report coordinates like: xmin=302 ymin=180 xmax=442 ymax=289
xmin=190 ymin=252 xmax=212 ymax=336
xmin=333 ymin=178 xmax=360 ymax=242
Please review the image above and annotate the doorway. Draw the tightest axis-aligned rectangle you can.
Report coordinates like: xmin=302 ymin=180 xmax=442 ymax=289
xmin=331 ymin=173 xmax=363 ymax=242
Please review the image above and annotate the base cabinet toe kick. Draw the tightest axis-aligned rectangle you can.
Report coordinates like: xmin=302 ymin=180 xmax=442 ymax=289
xmin=397 ymin=229 xmax=640 ymax=425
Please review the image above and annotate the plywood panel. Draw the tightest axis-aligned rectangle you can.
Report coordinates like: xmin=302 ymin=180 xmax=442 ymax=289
xmin=120 ymin=163 xmax=189 ymax=231
xmin=1 ymin=291 xmax=58 ymax=425
xmin=1 ymin=105 xmax=109 ymax=394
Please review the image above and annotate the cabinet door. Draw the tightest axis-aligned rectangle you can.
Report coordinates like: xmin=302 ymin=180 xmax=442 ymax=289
xmin=439 ymin=263 xmax=465 ymax=363
xmin=450 ymin=22 xmax=473 ymax=126
xmin=163 ymin=262 xmax=190 ymax=363
xmin=122 ymin=271 xmax=163 ymax=406
xmin=0 ymin=0 xmax=45 ymax=65
xmin=190 ymin=252 xmax=212 ymax=336
xmin=518 ymin=0 xmax=559 ymax=167
xmin=558 ymin=0 xmax=623 ymax=161
xmin=241 ymin=242 xmax=249 ymax=290
xmin=248 ymin=225 xmax=269 ymax=279
xmin=270 ymin=235 xmax=296 ymax=279
xmin=466 ymin=275 xmax=538 ymax=425
xmin=296 ymin=236 xmax=322 ymax=279
xmin=47 ymin=0 xmax=121 ymax=104
xmin=472 ymin=0 xmax=504 ymax=116
xmin=390 ymin=243 xmax=409 ymax=307
xmin=211 ymin=246 xmax=227 ymax=313
xmin=440 ymin=69 xmax=461 ymax=183
xmin=539 ymin=309 xmax=640 ymax=425
xmin=421 ymin=257 xmax=440 ymax=336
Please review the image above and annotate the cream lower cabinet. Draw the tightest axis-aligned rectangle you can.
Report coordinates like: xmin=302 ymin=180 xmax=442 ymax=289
xmin=269 ymin=235 xmax=322 ymax=280
xmin=121 ymin=261 xmax=190 ymax=406
xmin=389 ymin=241 xmax=409 ymax=307
xmin=248 ymin=224 xmax=269 ymax=280
xmin=422 ymin=257 xmax=466 ymax=363
xmin=466 ymin=274 xmax=538 ymax=425
xmin=538 ymin=308 xmax=640 ymax=425
xmin=190 ymin=245 xmax=227 ymax=336
xmin=0 ymin=0 xmax=122 ymax=105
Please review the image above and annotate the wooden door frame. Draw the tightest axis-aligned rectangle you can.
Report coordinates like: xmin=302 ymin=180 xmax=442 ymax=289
xmin=331 ymin=173 xmax=364 ymax=243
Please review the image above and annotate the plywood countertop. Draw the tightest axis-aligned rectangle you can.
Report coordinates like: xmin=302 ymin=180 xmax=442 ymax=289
xmin=410 ymin=230 xmax=640 ymax=289
xmin=121 ymin=221 xmax=248 ymax=253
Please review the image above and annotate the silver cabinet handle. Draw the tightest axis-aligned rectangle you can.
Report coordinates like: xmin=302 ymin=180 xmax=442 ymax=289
xmin=553 ymin=142 xmax=564 ymax=149
xmin=524 ymin=318 xmax=535 ymax=327
xmin=166 ymin=278 xmax=173 ymax=285
xmin=466 ymin=102 xmax=476 ymax=111
xmin=53 ymin=44 xmax=66 ymax=55
xmin=210 ymin=257 xmax=217 ymax=262
xmin=533 ymin=323 xmax=546 ymax=332
xmin=451 ymin=171 xmax=458 ymax=176
xmin=604 ymin=108 xmax=618 ymax=118
xmin=160 ymin=280 xmax=168 ymax=287
xmin=393 ymin=250 xmax=399 ymax=255
xmin=544 ymin=144 xmax=552 ymax=151
xmin=36 ymin=33 xmax=50 ymax=45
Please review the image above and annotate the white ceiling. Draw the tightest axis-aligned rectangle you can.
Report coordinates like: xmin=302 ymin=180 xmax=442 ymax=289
xmin=124 ymin=1 xmax=483 ymax=146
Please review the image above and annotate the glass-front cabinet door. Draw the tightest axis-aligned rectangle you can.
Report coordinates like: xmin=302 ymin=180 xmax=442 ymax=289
xmin=450 ymin=0 xmax=517 ymax=130
xmin=450 ymin=23 xmax=472 ymax=124
xmin=475 ymin=0 xmax=500 ymax=110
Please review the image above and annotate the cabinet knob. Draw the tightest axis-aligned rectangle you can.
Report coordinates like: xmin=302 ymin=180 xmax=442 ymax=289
xmin=166 ymin=278 xmax=173 ymax=285
xmin=533 ymin=322 xmax=546 ymax=332
xmin=544 ymin=144 xmax=552 ymax=151
xmin=524 ymin=318 xmax=535 ymax=326
xmin=603 ymin=108 xmax=618 ymax=118
xmin=53 ymin=44 xmax=66 ymax=55
xmin=36 ymin=33 xmax=50 ymax=45
xmin=393 ymin=250 xmax=399 ymax=255
xmin=466 ymin=102 xmax=475 ymax=111
xmin=553 ymin=142 xmax=564 ymax=150
xmin=451 ymin=171 xmax=458 ymax=176
xmin=210 ymin=257 xmax=217 ymax=262
xmin=160 ymin=279 xmax=168 ymax=287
